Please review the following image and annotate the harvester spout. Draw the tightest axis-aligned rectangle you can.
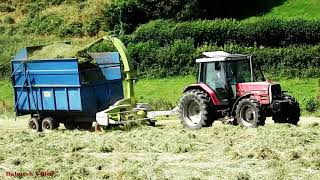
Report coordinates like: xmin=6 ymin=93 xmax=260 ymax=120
xmin=81 ymin=36 xmax=136 ymax=105
xmin=93 ymin=36 xmax=157 ymax=129
xmin=107 ymin=36 xmax=136 ymax=105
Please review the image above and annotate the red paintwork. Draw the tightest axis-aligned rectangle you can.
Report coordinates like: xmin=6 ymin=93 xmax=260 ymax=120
xmin=236 ymin=82 xmax=272 ymax=105
xmin=185 ymin=81 xmax=277 ymax=106
xmin=184 ymin=83 xmax=221 ymax=105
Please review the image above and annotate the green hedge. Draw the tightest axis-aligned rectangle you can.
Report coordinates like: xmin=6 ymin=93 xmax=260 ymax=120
xmin=103 ymin=0 xmax=286 ymax=33
xmin=125 ymin=40 xmax=320 ymax=78
xmin=1 ymin=37 xmax=319 ymax=79
xmin=130 ymin=19 xmax=320 ymax=47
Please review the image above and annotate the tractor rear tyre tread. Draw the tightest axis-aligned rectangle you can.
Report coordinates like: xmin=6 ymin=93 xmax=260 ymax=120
xmin=235 ymin=98 xmax=266 ymax=128
xmin=179 ymin=89 xmax=215 ymax=130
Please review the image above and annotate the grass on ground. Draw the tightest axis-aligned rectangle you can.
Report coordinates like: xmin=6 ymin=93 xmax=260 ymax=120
xmin=0 ymin=118 xmax=319 ymax=179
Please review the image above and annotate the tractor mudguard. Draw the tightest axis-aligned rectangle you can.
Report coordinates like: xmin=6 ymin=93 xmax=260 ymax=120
xmin=183 ymin=83 xmax=220 ymax=105
xmin=231 ymin=94 xmax=253 ymax=116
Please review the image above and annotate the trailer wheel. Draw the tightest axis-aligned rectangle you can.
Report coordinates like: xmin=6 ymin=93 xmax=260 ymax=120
xmin=42 ymin=117 xmax=58 ymax=132
xmin=28 ymin=118 xmax=42 ymax=132
xmin=78 ymin=122 xmax=93 ymax=130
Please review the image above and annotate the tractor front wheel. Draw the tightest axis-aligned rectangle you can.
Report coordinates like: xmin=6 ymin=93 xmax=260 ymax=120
xmin=236 ymin=98 xmax=265 ymax=128
xmin=272 ymin=95 xmax=300 ymax=125
xmin=179 ymin=90 xmax=214 ymax=130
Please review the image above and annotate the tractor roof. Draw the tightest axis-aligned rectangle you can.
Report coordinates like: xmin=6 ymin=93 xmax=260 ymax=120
xmin=196 ymin=51 xmax=249 ymax=63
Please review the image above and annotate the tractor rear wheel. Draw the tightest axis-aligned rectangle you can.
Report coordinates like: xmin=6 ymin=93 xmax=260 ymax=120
xmin=179 ymin=89 xmax=214 ymax=130
xmin=236 ymin=98 xmax=266 ymax=128
xmin=272 ymin=95 xmax=300 ymax=125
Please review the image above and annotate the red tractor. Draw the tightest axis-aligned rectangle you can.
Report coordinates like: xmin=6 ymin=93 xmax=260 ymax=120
xmin=179 ymin=51 xmax=300 ymax=129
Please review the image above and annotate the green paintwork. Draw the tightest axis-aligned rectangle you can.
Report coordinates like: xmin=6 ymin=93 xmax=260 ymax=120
xmin=84 ymin=36 xmax=142 ymax=123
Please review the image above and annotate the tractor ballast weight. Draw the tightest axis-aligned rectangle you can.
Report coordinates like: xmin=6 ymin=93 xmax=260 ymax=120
xmin=179 ymin=51 xmax=300 ymax=129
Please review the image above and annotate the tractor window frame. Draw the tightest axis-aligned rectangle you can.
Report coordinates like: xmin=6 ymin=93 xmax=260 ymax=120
xmin=202 ymin=62 xmax=229 ymax=100
xmin=225 ymin=59 xmax=253 ymax=83
xmin=252 ymin=62 xmax=266 ymax=82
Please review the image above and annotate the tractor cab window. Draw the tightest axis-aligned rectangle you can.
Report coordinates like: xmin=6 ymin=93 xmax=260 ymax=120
xmin=226 ymin=59 xmax=252 ymax=83
xmin=252 ymin=62 xmax=266 ymax=81
xmin=204 ymin=62 xmax=228 ymax=103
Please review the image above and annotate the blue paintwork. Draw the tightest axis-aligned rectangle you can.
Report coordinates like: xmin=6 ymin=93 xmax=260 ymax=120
xmin=11 ymin=47 xmax=124 ymax=118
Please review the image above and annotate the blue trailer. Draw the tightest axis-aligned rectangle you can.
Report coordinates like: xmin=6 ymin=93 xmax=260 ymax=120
xmin=11 ymin=45 xmax=124 ymax=131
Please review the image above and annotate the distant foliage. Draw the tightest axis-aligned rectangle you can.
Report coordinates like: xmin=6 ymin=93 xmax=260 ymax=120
xmin=0 ymin=0 xmax=319 ymax=80
xmin=122 ymin=18 xmax=320 ymax=78
xmin=126 ymin=41 xmax=320 ymax=78
xmin=306 ymin=98 xmax=318 ymax=112
xmin=3 ymin=16 xmax=15 ymax=24
xmin=103 ymin=0 xmax=201 ymax=33
xmin=103 ymin=0 xmax=285 ymax=33
xmin=22 ymin=14 xmax=64 ymax=35
xmin=128 ymin=39 xmax=196 ymax=78
xmin=130 ymin=19 xmax=320 ymax=47
xmin=0 ymin=4 xmax=15 ymax=12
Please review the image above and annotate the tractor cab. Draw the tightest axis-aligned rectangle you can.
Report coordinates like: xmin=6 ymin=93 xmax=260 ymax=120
xmin=179 ymin=51 xmax=300 ymax=130
xmin=197 ymin=51 xmax=264 ymax=104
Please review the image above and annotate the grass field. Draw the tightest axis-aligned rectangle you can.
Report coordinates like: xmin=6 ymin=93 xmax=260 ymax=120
xmin=253 ymin=0 xmax=320 ymax=19
xmin=133 ymin=77 xmax=320 ymax=116
xmin=0 ymin=117 xmax=319 ymax=179
xmin=1 ymin=76 xmax=319 ymax=115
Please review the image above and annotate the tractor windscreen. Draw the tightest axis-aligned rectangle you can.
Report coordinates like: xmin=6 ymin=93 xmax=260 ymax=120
xmin=226 ymin=59 xmax=252 ymax=83
xmin=252 ymin=62 xmax=266 ymax=81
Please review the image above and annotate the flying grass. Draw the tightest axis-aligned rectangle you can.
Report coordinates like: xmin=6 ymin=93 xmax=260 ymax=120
xmin=28 ymin=43 xmax=80 ymax=60
xmin=0 ymin=118 xmax=319 ymax=179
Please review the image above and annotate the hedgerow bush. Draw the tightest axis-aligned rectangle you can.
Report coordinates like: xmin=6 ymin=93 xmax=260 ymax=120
xmin=58 ymin=22 xmax=85 ymax=37
xmin=130 ymin=19 xmax=320 ymax=47
xmin=1 ymin=36 xmax=319 ymax=79
xmin=0 ymin=35 xmax=60 ymax=79
xmin=3 ymin=16 xmax=15 ymax=24
xmin=126 ymin=41 xmax=320 ymax=78
xmin=102 ymin=0 xmax=201 ymax=33
xmin=0 ymin=4 xmax=15 ymax=13
xmin=102 ymin=0 xmax=286 ymax=33
xmin=128 ymin=39 xmax=196 ymax=78
xmin=22 ymin=14 xmax=64 ymax=35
